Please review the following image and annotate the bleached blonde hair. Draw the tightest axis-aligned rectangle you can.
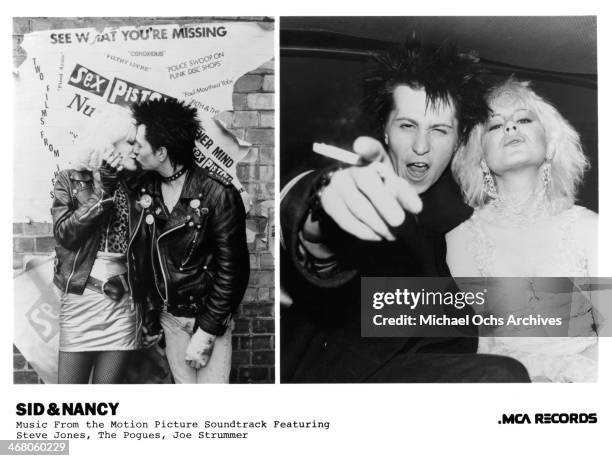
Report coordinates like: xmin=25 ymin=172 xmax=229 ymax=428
xmin=72 ymin=106 xmax=136 ymax=171
xmin=451 ymin=78 xmax=589 ymax=209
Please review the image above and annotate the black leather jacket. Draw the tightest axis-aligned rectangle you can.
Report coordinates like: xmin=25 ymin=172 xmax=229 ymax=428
xmin=137 ymin=167 xmax=249 ymax=336
xmin=51 ymin=169 xmax=149 ymax=302
xmin=280 ymin=166 xmax=477 ymax=382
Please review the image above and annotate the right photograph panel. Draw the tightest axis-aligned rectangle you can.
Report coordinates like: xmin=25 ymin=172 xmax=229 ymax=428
xmin=279 ymin=16 xmax=599 ymax=383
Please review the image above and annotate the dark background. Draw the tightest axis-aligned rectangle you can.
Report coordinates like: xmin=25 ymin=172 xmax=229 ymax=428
xmin=280 ymin=16 xmax=598 ymax=211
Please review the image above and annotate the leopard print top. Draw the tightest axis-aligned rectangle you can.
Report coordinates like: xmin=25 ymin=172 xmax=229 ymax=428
xmin=98 ymin=186 xmax=129 ymax=254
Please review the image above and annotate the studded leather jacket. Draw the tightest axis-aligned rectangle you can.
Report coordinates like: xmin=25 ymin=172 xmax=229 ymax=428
xmin=137 ymin=167 xmax=249 ymax=336
xmin=51 ymin=169 xmax=150 ymax=302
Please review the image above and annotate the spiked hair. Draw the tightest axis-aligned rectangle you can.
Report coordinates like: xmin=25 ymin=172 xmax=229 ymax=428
xmin=131 ymin=98 xmax=200 ymax=169
xmin=362 ymin=38 xmax=490 ymax=146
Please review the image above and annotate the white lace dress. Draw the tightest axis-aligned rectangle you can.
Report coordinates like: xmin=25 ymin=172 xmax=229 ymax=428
xmin=458 ymin=204 xmax=598 ymax=382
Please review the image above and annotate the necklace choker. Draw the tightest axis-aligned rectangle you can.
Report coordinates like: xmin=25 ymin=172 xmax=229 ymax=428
xmin=487 ymin=188 xmax=552 ymax=229
xmin=161 ymin=167 xmax=187 ymax=183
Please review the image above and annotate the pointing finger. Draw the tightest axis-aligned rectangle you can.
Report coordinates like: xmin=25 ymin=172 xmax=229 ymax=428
xmin=321 ymin=187 xmax=383 ymax=241
xmin=350 ymin=163 xmax=406 ymax=228
xmin=387 ymin=174 xmax=423 ymax=214
xmin=353 ymin=136 xmax=387 ymax=164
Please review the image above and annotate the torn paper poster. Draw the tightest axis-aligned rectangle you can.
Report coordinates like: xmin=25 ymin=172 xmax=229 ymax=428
xmin=14 ymin=21 xmax=273 ymax=222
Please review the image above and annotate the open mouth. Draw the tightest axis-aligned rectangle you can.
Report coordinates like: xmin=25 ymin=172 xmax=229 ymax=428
xmin=405 ymin=162 xmax=430 ymax=180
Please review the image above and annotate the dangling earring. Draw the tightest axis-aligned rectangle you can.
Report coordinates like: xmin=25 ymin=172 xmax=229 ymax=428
xmin=541 ymin=160 xmax=552 ymax=190
xmin=384 ymin=133 xmax=389 ymax=145
xmin=481 ymin=159 xmax=498 ymax=199
xmin=542 ymin=143 xmax=554 ymax=190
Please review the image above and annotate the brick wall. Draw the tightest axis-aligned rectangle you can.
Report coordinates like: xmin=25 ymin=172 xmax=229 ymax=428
xmin=227 ymin=58 xmax=275 ymax=384
xmin=13 ymin=17 xmax=275 ymax=384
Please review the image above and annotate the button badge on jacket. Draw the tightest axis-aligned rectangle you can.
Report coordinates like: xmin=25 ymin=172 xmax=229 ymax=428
xmin=139 ymin=193 xmax=153 ymax=209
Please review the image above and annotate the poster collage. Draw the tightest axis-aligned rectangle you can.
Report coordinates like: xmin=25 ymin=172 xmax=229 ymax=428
xmin=7 ymin=14 xmax=611 ymax=457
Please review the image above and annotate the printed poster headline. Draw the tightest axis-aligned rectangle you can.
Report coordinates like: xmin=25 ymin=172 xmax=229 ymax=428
xmin=49 ymin=25 xmax=229 ymax=45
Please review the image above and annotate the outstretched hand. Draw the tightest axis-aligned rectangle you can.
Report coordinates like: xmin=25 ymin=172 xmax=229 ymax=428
xmin=315 ymin=136 xmax=422 ymax=241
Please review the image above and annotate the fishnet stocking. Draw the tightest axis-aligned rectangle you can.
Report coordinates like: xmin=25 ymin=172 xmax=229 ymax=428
xmin=91 ymin=351 xmax=131 ymax=384
xmin=58 ymin=351 xmax=132 ymax=384
xmin=58 ymin=351 xmax=93 ymax=384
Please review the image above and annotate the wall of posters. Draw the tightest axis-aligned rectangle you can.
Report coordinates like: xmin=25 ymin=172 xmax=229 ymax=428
xmin=15 ymin=20 xmax=273 ymax=221
xmin=13 ymin=17 xmax=275 ymax=385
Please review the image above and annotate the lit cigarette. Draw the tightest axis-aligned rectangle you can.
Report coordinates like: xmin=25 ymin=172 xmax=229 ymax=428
xmin=313 ymin=142 xmax=360 ymax=165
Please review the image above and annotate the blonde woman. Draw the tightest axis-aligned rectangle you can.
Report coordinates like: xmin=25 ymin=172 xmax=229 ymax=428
xmin=52 ymin=109 xmax=155 ymax=383
xmin=447 ymin=78 xmax=598 ymax=382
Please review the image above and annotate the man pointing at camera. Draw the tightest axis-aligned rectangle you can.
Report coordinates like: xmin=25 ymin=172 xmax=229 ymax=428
xmin=281 ymin=39 xmax=530 ymax=383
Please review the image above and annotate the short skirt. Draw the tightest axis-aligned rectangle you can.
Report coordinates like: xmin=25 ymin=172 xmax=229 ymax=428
xmin=59 ymin=252 xmax=141 ymax=352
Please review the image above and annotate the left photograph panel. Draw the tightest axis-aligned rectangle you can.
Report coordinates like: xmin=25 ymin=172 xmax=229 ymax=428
xmin=13 ymin=17 xmax=275 ymax=384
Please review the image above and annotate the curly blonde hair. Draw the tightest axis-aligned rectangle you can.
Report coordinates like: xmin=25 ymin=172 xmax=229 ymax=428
xmin=451 ymin=78 xmax=589 ymax=209
xmin=71 ymin=106 xmax=136 ymax=171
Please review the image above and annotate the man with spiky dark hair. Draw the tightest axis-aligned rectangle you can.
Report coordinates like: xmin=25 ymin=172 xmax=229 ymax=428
xmin=131 ymin=98 xmax=200 ymax=170
xmin=281 ymin=39 xmax=530 ymax=383
xmin=131 ymin=98 xmax=249 ymax=383
xmin=362 ymin=40 xmax=489 ymax=147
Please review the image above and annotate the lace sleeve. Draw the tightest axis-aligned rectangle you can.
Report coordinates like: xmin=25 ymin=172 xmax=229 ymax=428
xmin=464 ymin=214 xmax=492 ymax=277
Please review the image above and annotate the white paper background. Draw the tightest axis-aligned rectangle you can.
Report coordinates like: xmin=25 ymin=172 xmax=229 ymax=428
xmin=4 ymin=2 xmax=612 ymax=460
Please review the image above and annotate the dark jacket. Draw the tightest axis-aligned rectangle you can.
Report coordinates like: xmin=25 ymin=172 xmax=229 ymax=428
xmin=137 ymin=167 xmax=249 ymax=336
xmin=281 ymin=166 xmax=477 ymax=382
xmin=51 ymin=169 xmax=149 ymax=301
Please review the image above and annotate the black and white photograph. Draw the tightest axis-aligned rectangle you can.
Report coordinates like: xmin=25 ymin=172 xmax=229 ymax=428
xmin=13 ymin=16 xmax=275 ymax=384
xmin=280 ymin=16 xmax=600 ymax=383
xmin=3 ymin=4 xmax=612 ymax=460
